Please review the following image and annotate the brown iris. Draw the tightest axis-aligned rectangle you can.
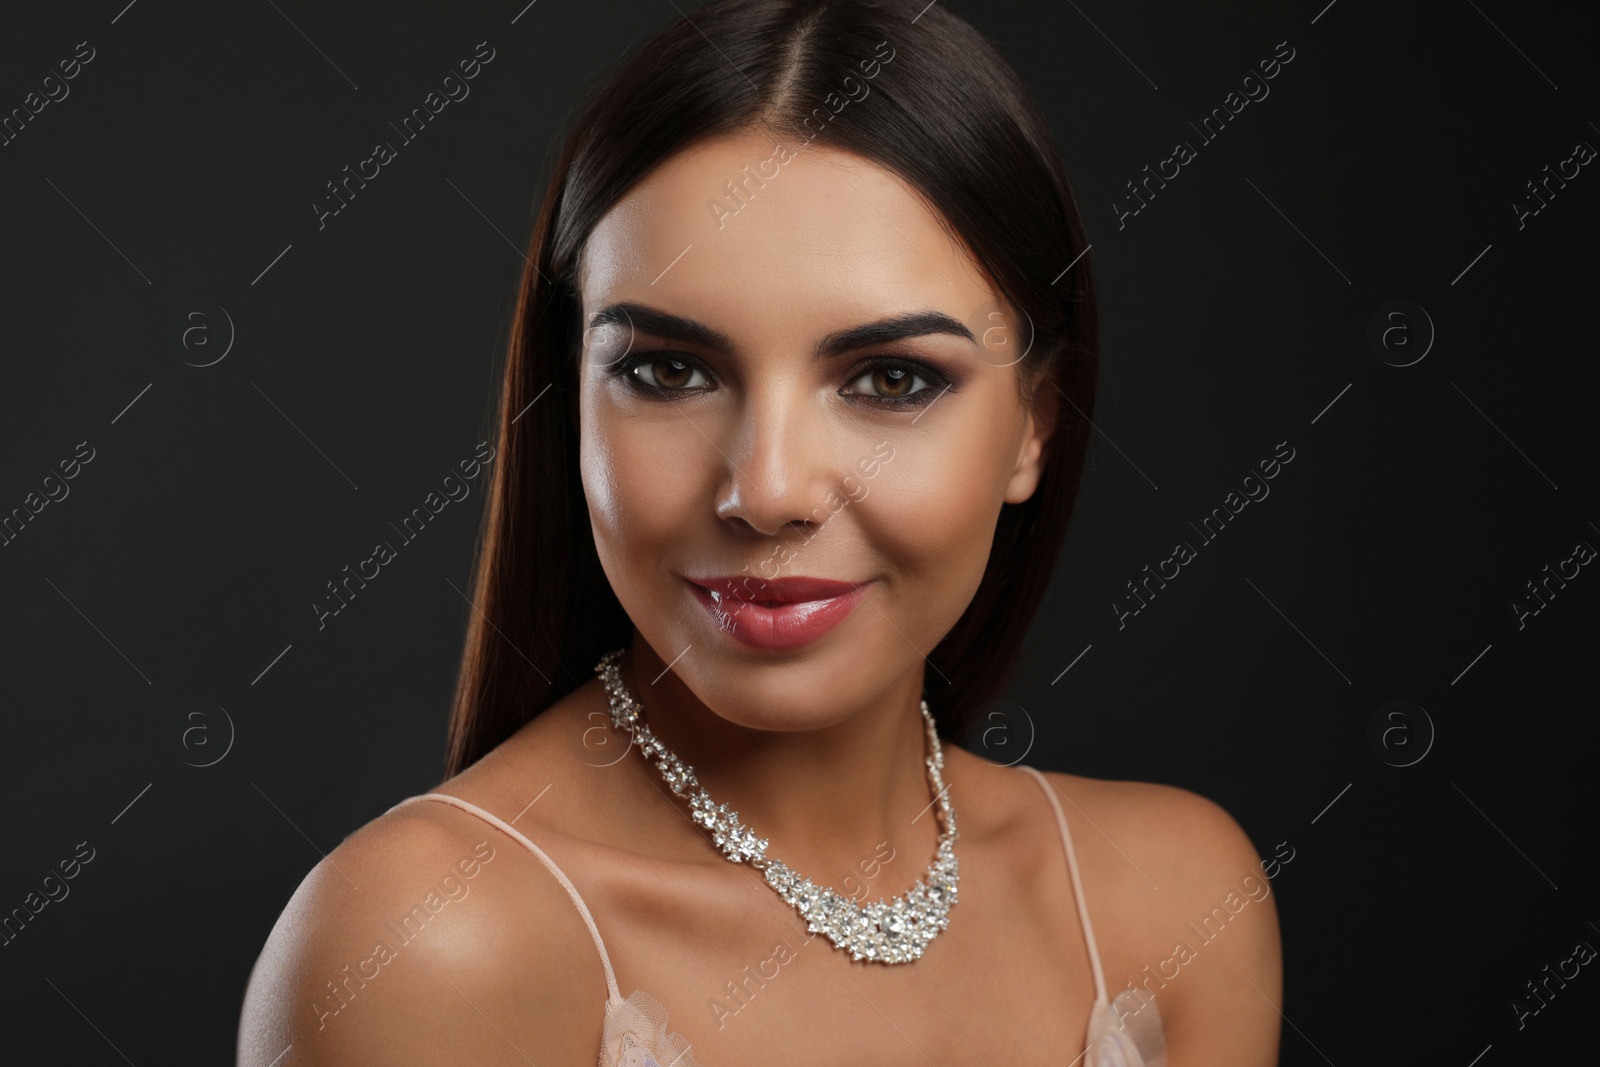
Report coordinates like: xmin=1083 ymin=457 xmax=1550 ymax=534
xmin=871 ymin=366 xmax=913 ymax=398
xmin=648 ymin=358 xmax=694 ymax=389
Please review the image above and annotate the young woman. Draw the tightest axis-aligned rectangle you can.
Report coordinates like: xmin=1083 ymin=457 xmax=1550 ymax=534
xmin=239 ymin=2 xmax=1282 ymax=1064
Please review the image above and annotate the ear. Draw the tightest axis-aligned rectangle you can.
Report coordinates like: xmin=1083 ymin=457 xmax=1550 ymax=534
xmin=1003 ymin=365 xmax=1059 ymax=505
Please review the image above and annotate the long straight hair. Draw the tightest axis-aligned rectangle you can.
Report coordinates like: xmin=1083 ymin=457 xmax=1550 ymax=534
xmin=445 ymin=0 xmax=1098 ymax=777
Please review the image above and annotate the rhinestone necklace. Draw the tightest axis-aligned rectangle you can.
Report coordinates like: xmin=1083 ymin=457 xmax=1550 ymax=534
xmin=594 ymin=648 xmax=959 ymax=964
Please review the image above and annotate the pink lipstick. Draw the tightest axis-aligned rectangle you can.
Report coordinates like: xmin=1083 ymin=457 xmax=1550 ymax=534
xmin=683 ymin=574 xmax=871 ymax=651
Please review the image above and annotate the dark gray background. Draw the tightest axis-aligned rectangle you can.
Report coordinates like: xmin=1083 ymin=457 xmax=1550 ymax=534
xmin=2 ymin=0 xmax=1595 ymax=1063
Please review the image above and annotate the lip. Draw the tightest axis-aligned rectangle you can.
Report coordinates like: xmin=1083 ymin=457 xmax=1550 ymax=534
xmin=683 ymin=574 xmax=872 ymax=651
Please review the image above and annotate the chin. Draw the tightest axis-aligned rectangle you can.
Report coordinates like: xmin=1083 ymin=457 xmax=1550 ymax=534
xmin=655 ymin=632 xmax=884 ymax=734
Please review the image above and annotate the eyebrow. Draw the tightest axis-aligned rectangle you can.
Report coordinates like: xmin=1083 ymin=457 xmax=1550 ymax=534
xmin=587 ymin=302 xmax=976 ymax=359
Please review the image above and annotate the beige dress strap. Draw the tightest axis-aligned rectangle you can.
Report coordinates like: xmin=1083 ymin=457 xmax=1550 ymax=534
xmin=387 ymin=791 xmax=624 ymax=1005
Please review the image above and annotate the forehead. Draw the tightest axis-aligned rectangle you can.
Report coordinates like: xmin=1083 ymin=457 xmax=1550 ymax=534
xmin=578 ymin=131 xmax=999 ymax=338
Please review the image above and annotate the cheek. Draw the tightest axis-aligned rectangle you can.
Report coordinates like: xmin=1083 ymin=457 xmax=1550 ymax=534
xmin=866 ymin=421 xmax=1011 ymax=614
xmin=579 ymin=406 xmax=693 ymax=584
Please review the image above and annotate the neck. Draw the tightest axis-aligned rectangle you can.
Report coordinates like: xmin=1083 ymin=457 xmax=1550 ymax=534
xmin=616 ymin=632 xmax=944 ymax=886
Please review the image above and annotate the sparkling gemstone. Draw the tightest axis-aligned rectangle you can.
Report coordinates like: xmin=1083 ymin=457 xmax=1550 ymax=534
xmin=595 ymin=649 xmax=958 ymax=967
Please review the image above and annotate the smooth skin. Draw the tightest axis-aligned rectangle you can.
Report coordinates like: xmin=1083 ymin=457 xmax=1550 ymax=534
xmin=239 ymin=130 xmax=1282 ymax=1066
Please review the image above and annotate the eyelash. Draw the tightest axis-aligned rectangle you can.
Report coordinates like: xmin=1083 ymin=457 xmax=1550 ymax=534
xmin=608 ymin=351 xmax=955 ymax=409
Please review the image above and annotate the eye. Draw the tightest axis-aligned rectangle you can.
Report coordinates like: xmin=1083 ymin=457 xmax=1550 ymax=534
xmin=613 ymin=352 xmax=712 ymax=395
xmin=842 ymin=358 xmax=950 ymax=407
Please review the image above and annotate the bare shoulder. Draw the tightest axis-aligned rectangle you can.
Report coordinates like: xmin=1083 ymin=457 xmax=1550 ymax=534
xmin=1031 ymin=770 xmax=1260 ymax=873
xmin=237 ymin=792 xmax=608 ymax=1067
xmin=1027 ymin=769 xmax=1283 ymax=1067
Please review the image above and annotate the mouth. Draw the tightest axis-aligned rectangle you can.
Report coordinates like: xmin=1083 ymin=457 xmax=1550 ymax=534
xmin=683 ymin=574 xmax=873 ymax=651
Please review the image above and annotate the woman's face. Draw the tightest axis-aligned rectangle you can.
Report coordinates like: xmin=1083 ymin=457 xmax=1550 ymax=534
xmin=577 ymin=129 xmax=1055 ymax=730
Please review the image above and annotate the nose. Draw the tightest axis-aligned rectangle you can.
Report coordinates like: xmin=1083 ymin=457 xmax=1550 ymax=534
xmin=713 ymin=385 xmax=838 ymax=538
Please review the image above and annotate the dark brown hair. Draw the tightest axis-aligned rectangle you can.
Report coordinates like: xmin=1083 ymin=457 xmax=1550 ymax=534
xmin=445 ymin=0 xmax=1098 ymax=776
